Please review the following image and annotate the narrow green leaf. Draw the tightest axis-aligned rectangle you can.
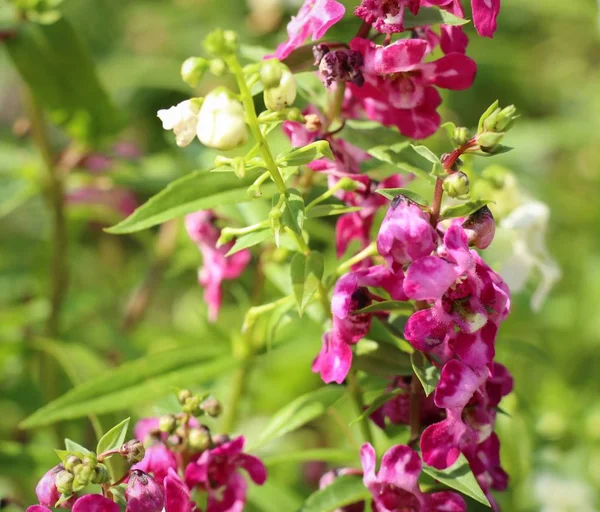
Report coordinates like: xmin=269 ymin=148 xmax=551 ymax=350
xmin=20 ymin=345 xmax=233 ymax=428
xmin=64 ymin=439 xmax=92 ymax=455
xmin=97 ymin=418 xmax=130 ymax=455
xmin=354 ymin=300 xmax=414 ymax=315
xmin=354 ymin=340 xmax=413 ymax=378
xmin=249 ymin=386 xmax=345 ymax=450
xmin=263 ymin=448 xmax=356 ymax=466
xmin=411 ymin=144 xmax=441 ymax=164
xmin=350 ymin=388 xmax=406 ymax=426
xmin=277 ymin=141 xmax=334 ymax=167
xmin=422 ymin=455 xmax=491 ymax=507
xmin=441 ymin=200 xmax=493 ymax=220
xmin=306 ymin=204 xmax=363 ymax=218
xmin=226 ymin=229 xmax=272 ymax=256
xmin=404 ymin=7 xmax=470 ymax=28
xmin=290 ymin=252 xmax=324 ymax=316
xmin=376 ymin=188 xmax=430 ymax=206
xmin=411 ymin=352 xmax=440 ymax=396
xmin=299 ymin=475 xmax=370 ymax=512
xmin=282 ymin=188 xmax=306 ymax=236
xmin=107 ymin=171 xmax=277 ymax=234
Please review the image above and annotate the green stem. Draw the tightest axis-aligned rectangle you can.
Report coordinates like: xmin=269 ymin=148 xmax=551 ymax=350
xmin=335 ymin=242 xmax=378 ymax=276
xmin=222 ymin=360 xmax=251 ymax=433
xmin=326 ymin=81 xmax=347 ymax=130
xmin=347 ymin=370 xmax=373 ymax=446
xmin=286 ymin=227 xmax=311 ymax=256
xmin=305 ymin=178 xmax=351 ymax=212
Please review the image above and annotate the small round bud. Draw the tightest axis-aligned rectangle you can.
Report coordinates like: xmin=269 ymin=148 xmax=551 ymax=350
xmin=82 ymin=453 xmax=97 ymax=469
xmin=442 ymin=172 xmax=470 ymax=199
xmin=247 ymin=183 xmax=262 ymax=199
xmin=181 ymin=57 xmax=209 ymax=87
xmin=121 ymin=439 xmax=146 ymax=464
xmin=477 ymin=131 xmax=504 ymax=151
xmin=304 ymin=114 xmax=322 ymax=133
xmin=209 ymin=59 xmax=226 ymax=76
xmin=55 ymin=469 xmax=74 ymax=494
xmin=200 ymin=397 xmax=222 ymax=418
xmin=91 ymin=463 xmax=110 ymax=484
xmin=462 ymin=206 xmax=495 ymax=249
xmin=63 ymin=455 xmax=81 ymax=472
xmin=159 ymin=414 xmax=177 ymax=434
xmin=183 ymin=395 xmax=202 ymax=416
xmin=203 ymin=29 xmax=238 ymax=57
xmin=453 ymin=126 xmax=470 ymax=146
xmin=178 ymin=389 xmax=193 ymax=404
xmin=264 ymin=68 xmax=297 ymax=111
xmin=337 ymin=177 xmax=361 ymax=192
xmin=188 ymin=426 xmax=212 ymax=452
xmin=126 ymin=470 xmax=164 ymax=512
xmin=286 ymin=108 xmax=305 ymax=123
xmin=197 ymin=88 xmax=248 ymax=150
xmin=482 ymin=108 xmax=501 ymax=132
xmin=260 ymin=60 xmax=283 ymax=89
xmin=495 ymin=104 xmax=518 ymax=132
xmin=72 ymin=463 xmax=93 ymax=491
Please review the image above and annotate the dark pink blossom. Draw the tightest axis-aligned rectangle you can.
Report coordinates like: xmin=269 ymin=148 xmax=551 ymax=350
xmin=361 ymin=443 xmax=466 ymax=511
xmin=35 ymin=465 xmax=63 ymax=508
xmin=133 ymin=443 xmax=178 ymax=485
xmin=273 ymin=0 xmax=346 ymax=60
xmin=126 ymin=470 xmax=165 ymax=512
xmin=471 ymin=0 xmax=501 ymax=37
xmin=355 ymin=0 xmax=421 ymax=34
xmin=27 ymin=507 xmax=52 ymax=512
xmin=72 ymin=495 xmax=120 ymax=512
xmin=164 ymin=468 xmax=195 ymax=512
xmin=185 ymin=211 xmax=251 ymax=322
xmin=185 ymin=436 xmax=266 ymax=512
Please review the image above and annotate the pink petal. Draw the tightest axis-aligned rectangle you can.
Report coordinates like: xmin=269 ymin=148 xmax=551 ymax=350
xmin=443 ymin=225 xmax=473 ymax=273
xmin=72 ymin=495 xmax=120 ymax=512
xmin=428 ymin=491 xmax=467 ymax=511
xmin=440 ymin=25 xmax=469 ymax=54
xmin=27 ymin=508 xmax=52 ymax=512
xmin=360 ymin=443 xmax=377 ymax=486
xmin=351 ymin=38 xmax=428 ymax=75
xmin=207 ymin=473 xmax=247 ymax=512
xmin=420 ymin=414 xmax=465 ymax=469
xmin=392 ymin=87 xmax=442 ymax=139
xmin=164 ymin=468 xmax=193 ymax=512
xmin=471 ymin=0 xmax=500 ymax=37
xmin=404 ymin=308 xmax=449 ymax=352
xmin=451 ymin=323 xmax=496 ymax=368
xmin=404 ymin=256 xmax=457 ymax=300
xmin=378 ymin=445 xmax=422 ymax=492
xmin=311 ymin=331 xmax=353 ymax=384
xmin=422 ymin=53 xmax=477 ymax=90
xmin=434 ymin=360 xmax=487 ymax=410
xmin=238 ymin=453 xmax=267 ymax=485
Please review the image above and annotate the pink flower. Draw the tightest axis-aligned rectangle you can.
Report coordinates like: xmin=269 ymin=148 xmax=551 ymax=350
xmin=72 ymin=495 xmax=120 ymax=512
xmin=274 ymin=0 xmax=346 ymax=60
xmin=377 ymin=196 xmax=437 ymax=272
xmin=471 ymin=0 xmax=501 ymax=37
xmin=462 ymin=205 xmax=496 ymax=249
xmin=361 ymin=443 xmax=466 ymax=512
xmin=312 ymin=330 xmax=354 ymax=384
xmin=133 ymin=443 xmax=178 ymax=485
xmin=27 ymin=507 xmax=52 ymax=512
xmin=185 ymin=211 xmax=251 ymax=322
xmin=185 ymin=436 xmax=266 ymax=512
xmin=126 ymin=470 xmax=165 ymax=512
xmin=35 ymin=465 xmax=63 ymax=508
xmin=348 ymin=37 xmax=476 ymax=138
xmin=164 ymin=468 xmax=195 ymax=512
xmin=355 ymin=0 xmax=421 ymax=34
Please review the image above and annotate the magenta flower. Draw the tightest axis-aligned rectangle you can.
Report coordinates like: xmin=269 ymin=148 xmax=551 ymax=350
xmin=35 ymin=465 xmax=64 ymax=508
xmin=273 ymin=0 xmax=346 ymax=60
xmin=185 ymin=436 xmax=266 ymax=512
xmin=355 ymin=0 xmax=421 ymax=34
xmin=164 ymin=468 xmax=195 ymax=512
xmin=377 ymin=196 xmax=438 ymax=273
xmin=312 ymin=330 xmax=354 ymax=385
xmin=133 ymin=443 xmax=178 ymax=485
xmin=471 ymin=0 xmax=501 ymax=37
xmin=348 ymin=37 xmax=476 ymax=138
xmin=361 ymin=443 xmax=466 ymax=511
xmin=126 ymin=470 xmax=165 ymax=512
xmin=185 ymin=211 xmax=251 ymax=322
xmin=27 ymin=507 xmax=52 ymax=512
xmin=72 ymin=495 xmax=120 ymax=512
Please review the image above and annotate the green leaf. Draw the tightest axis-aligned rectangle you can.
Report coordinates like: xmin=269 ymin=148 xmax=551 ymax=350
xmin=248 ymin=480 xmax=303 ymax=512
xmin=97 ymin=418 xmax=130 ymax=455
xmin=290 ymin=252 xmax=324 ymax=316
xmin=410 ymin=144 xmax=441 ymax=164
xmin=354 ymin=340 xmax=413 ymax=378
xmin=411 ymin=352 xmax=440 ymax=396
xmin=478 ymin=100 xmax=499 ymax=133
xmin=404 ymin=7 xmax=470 ymax=28
xmin=226 ymin=229 xmax=272 ymax=256
xmin=248 ymin=386 xmax=345 ymax=450
xmin=376 ymin=188 xmax=430 ymax=206
xmin=277 ymin=141 xmax=334 ymax=167
xmin=341 ymin=121 xmax=433 ymax=182
xmin=20 ymin=345 xmax=234 ymax=428
xmin=422 ymin=454 xmax=491 ymax=507
xmin=354 ymin=300 xmax=414 ymax=315
xmin=107 ymin=171 xmax=277 ymax=234
xmin=263 ymin=448 xmax=356 ymax=466
xmin=299 ymin=475 xmax=371 ymax=512
xmin=441 ymin=199 xmax=493 ymax=220
xmin=64 ymin=439 xmax=92 ymax=455
xmin=281 ymin=188 xmax=306 ymax=236
xmin=306 ymin=204 xmax=363 ymax=218
xmin=5 ymin=18 xmax=121 ymax=144
xmin=475 ymin=145 xmax=514 ymax=156
xmin=350 ymin=388 xmax=406 ymax=426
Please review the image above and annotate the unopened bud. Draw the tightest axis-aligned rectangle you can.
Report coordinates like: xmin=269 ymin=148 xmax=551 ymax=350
xmin=203 ymin=28 xmax=238 ymax=57
xmin=63 ymin=455 xmax=81 ymax=472
xmin=338 ymin=177 xmax=360 ymax=192
xmin=453 ymin=126 xmax=470 ymax=146
xmin=55 ymin=469 xmax=74 ymax=494
xmin=260 ymin=60 xmax=283 ymax=89
xmin=462 ymin=206 xmax=495 ymax=249
xmin=159 ymin=414 xmax=177 ymax=434
xmin=72 ymin=463 xmax=93 ymax=491
xmin=126 ymin=470 xmax=165 ymax=512
xmin=477 ymin=131 xmax=505 ymax=152
xmin=181 ymin=57 xmax=209 ymax=87
xmin=217 ymin=228 xmax=235 ymax=247
xmin=209 ymin=59 xmax=226 ymax=76
xmin=120 ymin=439 xmax=146 ymax=464
xmin=82 ymin=453 xmax=97 ymax=469
xmin=442 ymin=172 xmax=470 ymax=198
xmin=495 ymin=104 xmax=518 ymax=132
xmin=197 ymin=88 xmax=248 ymax=150
xmin=188 ymin=426 xmax=212 ymax=452
xmin=264 ymin=68 xmax=297 ymax=111
xmin=482 ymin=108 xmax=501 ymax=133
xmin=200 ymin=397 xmax=222 ymax=417
xmin=178 ymin=389 xmax=193 ymax=404
xmin=304 ymin=114 xmax=321 ymax=132
xmin=36 ymin=465 xmax=63 ymax=507
xmin=286 ymin=107 xmax=305 ymax=123
xmin=91 ymin=463 xmax=110 ymax=484
xmin=247 ymin=183 xmax=262 ymax=199
xmin=183 ymin=395 xmax=202 ymax=416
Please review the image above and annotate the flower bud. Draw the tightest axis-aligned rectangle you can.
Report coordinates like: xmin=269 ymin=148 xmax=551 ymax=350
xmin=462 ymin=206 xmax=495 ymax=249
xmin=260 ymin=60 xmax=283 ymax=89
xmin=72 ymin=463 xmax=93 ymax=491
xmin=197 ymin=88 xmax=248 ymax=150
xmin=209 ymin=58 xmax=226 ymax=77
xmin=91 ymin=463 xmax=110 ymax=484
xmin=63 ymin=455 xmax=81 ymax=472
xmin=482 ymin=108 xmax=501 ymax=133
xmin=442 ymin=172 xmax=470 ymax=198
xmin=181 ymin=56 xmax=209 ymax=87
xmin=183 ymin=395 xmax=202 ymax=416
xmin=82 ymin=453 xmax=97 ymax=469
xmin=159 ymin=415 xmax=177 ymax=434
xmin=121 ymin=439 xmax=146 ymax=464
xmin=264 ymin=69 xmax=297 ymax=111
xmin=188 ymin=426 xmax=212 ymax=452
xmin=54 ymin=469 xmax=74 ymax=495
xmin=453 ymin=126 xmax=470 ymax=146
xmin=477 ymin=131 xmax=505 ymax=152
xmin=203 ymin=28 xmax=238 ymax=57
xmin=337 ymin=177 xmax=361 ymax=192
xmin=36 ymin=465 xmax=63 ymax=506
xmin=200 ymin=397 xmax=222 ymax=418
xmin=126 ymin=470 xmax=165 ymax=512
xmin=495 ymin=104 xmax=518 ymax=132
xmin=178 ymin=389 xmax=193 ymax=404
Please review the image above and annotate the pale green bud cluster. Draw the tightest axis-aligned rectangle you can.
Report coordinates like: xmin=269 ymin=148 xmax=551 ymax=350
xmin=55 ymin=453 xmax=109 ymax=495
xmin=476 ymin=101 xmax=519 ymax=154
xmin=261 ymin=60 xmax=297 ymax=112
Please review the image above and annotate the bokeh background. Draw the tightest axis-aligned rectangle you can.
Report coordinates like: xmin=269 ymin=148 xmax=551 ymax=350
xmin=1 ymin=0 xmax=599 ymax=510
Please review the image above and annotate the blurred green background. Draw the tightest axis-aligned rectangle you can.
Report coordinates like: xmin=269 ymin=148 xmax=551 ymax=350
xmin=1 ymin=0 xmax=599 ymax=510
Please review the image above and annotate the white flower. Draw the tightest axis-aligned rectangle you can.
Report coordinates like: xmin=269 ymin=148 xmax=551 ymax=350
xmin=534 ymin=473 xmax=597 ymax=512
xmin=499 ymin=200 xmax=561 ymax=312
xmin=264 ymin=69 xmax=297 ymax=111
xmin=157 ymin=100 xmax=200 ymax=147
xmin=196 ymin=89 xmax=248 ymax=150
